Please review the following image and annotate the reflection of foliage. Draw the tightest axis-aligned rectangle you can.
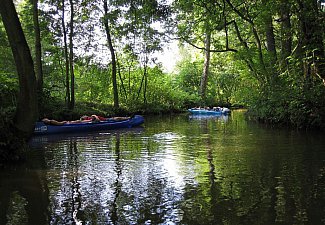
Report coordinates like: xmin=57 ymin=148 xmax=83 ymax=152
xmin=6 ymin=192 xmax=28 ymax=225
xmin=176 ymin=111 xmax=324 ymax=224
xmin=31 ymin=111 xmax=325 ymax=224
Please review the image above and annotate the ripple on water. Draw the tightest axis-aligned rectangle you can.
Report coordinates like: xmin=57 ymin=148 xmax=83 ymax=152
xmin=22 ymin=113 xmax=325 ymax=224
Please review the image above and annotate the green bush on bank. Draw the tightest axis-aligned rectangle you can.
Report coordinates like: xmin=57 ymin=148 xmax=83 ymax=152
xmin=0 ymin=108 xmax=28 ymax=165
xmin=246 ymin=81 xmax=325 ymax=129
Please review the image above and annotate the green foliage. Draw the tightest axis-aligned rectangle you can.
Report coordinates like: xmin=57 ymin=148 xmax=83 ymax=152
xmin=1 ymin=0 xmax=324 ymax=134
xmin=247 ymin=71 xmax=325 ymax=129
xmin=0 ymin=107 xmax=27 ymax=164
xmin=0 ymin=73 xmax=18 ymax=107
xmin=70 ymin=55 xmax=192 ymax=114
xmin=0 ymin=21 xmax=19 ymax=111
xmin=174 ymin=59 xmax=201 ymax=95
xmin=0 ymin=24 xmax=16 ymax=74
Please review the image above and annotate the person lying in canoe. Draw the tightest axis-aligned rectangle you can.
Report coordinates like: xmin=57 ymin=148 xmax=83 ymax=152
xmin=42 ymin=115 xmax=101 ymax=125
xmin=80 ymin=115 xmax=131 ymax=122
xmin=42 ymin=115 xmax=131 ymax=125
xmin=80 ymin=115 xmax=106 ymax=121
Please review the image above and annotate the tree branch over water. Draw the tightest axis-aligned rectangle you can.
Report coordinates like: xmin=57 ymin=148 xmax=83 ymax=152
xmin=179 ymin=37 xmax=238 ymax=53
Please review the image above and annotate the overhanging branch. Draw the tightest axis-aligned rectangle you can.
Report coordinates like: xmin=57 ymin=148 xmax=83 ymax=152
xmin=179 ymin=37 xmax=238 ymax=53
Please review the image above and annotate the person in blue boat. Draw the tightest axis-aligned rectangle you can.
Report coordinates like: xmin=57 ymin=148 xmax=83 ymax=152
xmin=80 ymin=115 xmax=130 ymax=122
xmin=80 ymin=115 xmax=103 ymax=122
xmin=41 ymin=115 xmax=133 ymax=125
xmin=42 ymin=115 xmax=101 ymax=125
xmin=212 ymin=107 xmax=221 ymax=111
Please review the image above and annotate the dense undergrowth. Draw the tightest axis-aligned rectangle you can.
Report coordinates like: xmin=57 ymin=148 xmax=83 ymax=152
xmin=0 ymin=109 xmax=28 ymax=165
xmin=246 ymin=80 xmax=325 ymax=130
xmin=1 ymin=79 xmax=325 ymax=165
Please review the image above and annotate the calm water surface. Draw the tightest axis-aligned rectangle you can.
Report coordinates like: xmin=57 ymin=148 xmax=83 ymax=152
xmin=0 ymin=110 xmax=324 ymax=225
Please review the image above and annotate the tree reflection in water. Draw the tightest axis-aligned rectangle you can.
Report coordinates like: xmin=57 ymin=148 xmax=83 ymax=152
xmin=1 ymin=112 xmax=324 ymax=224
xmin=111 ymin=133 xmax=121 ymax=224
xmin=69 ymin=140 xmax=83 ymax=224
xmin=0 ymin=153 xmax=49 ymax=224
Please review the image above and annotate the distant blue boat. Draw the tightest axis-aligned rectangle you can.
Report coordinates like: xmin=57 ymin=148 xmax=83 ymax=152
xmin=188 ymin=108 xmax=230 ymax=115
xmin=34 ymin=115 xmax=144 ymax=135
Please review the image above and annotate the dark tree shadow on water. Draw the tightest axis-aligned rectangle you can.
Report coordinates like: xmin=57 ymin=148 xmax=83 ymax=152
xmin=0 ymin=153 xmax=50 ymax=225
xmin=110 ymin=133 xmax=122 ymax=225
xmin=68 ymin=140 xmax=83 ymax=224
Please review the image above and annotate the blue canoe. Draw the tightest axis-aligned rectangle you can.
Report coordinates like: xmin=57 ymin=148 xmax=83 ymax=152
xmin=188 ymin=108 xmax=230 ymax=115
xmin=34 ymin=115 xmax=144 ymax=135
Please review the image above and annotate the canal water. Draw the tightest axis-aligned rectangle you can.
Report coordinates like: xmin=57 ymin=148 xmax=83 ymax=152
xmin=0 ymin=110 xmax=324 ymax=225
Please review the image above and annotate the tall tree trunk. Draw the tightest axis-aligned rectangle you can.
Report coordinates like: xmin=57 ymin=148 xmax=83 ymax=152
xmin=69 ymin=0 xmax=75 ymax=110
xmin=264 ymin=5 xmax=277 ymax=65
xmin=33 ymin=0 xmax=43 ymax=92
xmin=200 ymin=30 xmax=211 ymax=101
xmin=136 ymin=66 xmax=146 ymax=102
xmin=279 ymin=0 xmax=292 ymax=70
xmin=0 ymin=0 xmax=38 ymax=137
xmin=297 ymin=0 xmax=325 ymax=82
xmin=32 ymin=0 xmax=44 ymax=117
xmin=143 ymin=54 xmax=148 ymax=105
xmin=263 ymin=1 xmax=277 ymax=84
xmin=103 ymin=0 xmax=119 ymax=108
xmin=116 ymin=56 xmax=128 ymax=101
xmin=61 ymin=0 xmax=70 ymax=107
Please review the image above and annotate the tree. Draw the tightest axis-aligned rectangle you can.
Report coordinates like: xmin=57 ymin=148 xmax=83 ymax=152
xmin=225 ymin=0 xmax=268 ymax=81
xmin=61 ymin=0 xmax=71 ymax=108
xmin=103 ymin=0 xmax=119 ymax=109
xmin=296 ymin=0 xmax=325 ymax=83
xmin=33 ymin=0 xmax=43 ymax=92
xmin=200 ymin=28 xmax=211 ymax=101
xmin=262 ymin=0 xmax=277 ymax=72
xmin=278 ymin=0 xmax=292 ymax=72
xmin=173 ymin=0 xmax=237 ymax=102
xmin=100 ymin=0 xmax=169 ymax=109
xmin=0 ymin=0 xmax=38 ymax=137
xmin=69 ymin=0 xmax=75 ymax=110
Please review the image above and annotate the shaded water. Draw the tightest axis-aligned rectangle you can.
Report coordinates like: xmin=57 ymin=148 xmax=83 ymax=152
xmin=0 ymin=110 xmax=324 ymax=225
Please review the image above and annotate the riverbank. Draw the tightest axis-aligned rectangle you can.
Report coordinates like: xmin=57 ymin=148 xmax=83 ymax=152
xmin=1 ymin=98 xmax=324 ymax=165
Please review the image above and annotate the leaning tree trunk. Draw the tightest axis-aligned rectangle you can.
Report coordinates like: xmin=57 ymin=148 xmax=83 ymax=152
xmin=104 ymin=0 xmax=119 ymax=108
xmin=33 ymin=0 xmax=43 ymax=92
xmin=264 ymin=8 xmax=277 ymax=66
xmin=200 ymin=30 xmax=211 ymax=102
xmin=263 ymin=1 xmax=277 ymax=85
xmin=69 ymin=0 xmax=75 ymax=110
xmin=279 ymin=0 xmax=292 ymax=71
xmin=143 ymin=54 xmax=149 ymax=105
xmin=61 ymin=0 xmax=70 ymax=107
xmin=32 ymin=0 xmax=44 ymax=116
xmin=0 ymin=0 xmax=38 ymax=137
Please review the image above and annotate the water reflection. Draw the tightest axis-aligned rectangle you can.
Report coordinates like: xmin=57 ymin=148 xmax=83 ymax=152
xmin=0 ymin=111 xmax=324 ymax=224
xmin=188 ymin=114 xmax=229 ymax=122
xmin=0 ymin=158 xmax=49 ymax=224
xmin=111 ymin=133 xmax=121 ymax=224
